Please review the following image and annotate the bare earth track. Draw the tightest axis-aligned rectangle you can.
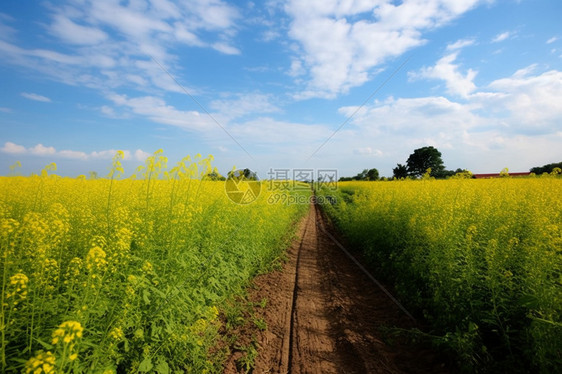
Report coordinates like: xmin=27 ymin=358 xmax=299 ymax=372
xmin=224 ymin=203 xmax=448 ymax=373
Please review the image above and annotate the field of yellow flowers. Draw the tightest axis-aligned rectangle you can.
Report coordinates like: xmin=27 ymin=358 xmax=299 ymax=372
xmin=0 ymin=151 xmax=309 ymax=373
xmin=319 ymin=175 xmax=561 ymax=372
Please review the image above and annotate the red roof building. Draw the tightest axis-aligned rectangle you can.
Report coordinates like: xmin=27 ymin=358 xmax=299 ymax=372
xmin=472 ymin=172 xmax=531 ymax=179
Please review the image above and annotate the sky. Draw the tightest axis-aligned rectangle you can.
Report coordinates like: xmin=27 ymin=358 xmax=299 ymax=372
xmin=0 ymin=0 xmax=561 ymax=179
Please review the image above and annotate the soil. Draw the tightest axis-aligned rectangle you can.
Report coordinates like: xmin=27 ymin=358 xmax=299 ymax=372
xmin=223 ymin=203 xmax=449 ymax=373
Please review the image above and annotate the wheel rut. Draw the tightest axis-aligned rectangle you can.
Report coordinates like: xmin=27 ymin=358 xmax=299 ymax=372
xmin=224 ymin=202 xmax=449 ymax=374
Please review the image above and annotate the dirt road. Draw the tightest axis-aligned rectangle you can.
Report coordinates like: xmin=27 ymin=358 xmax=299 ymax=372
xmin=224 ymin=203 xmax=448 ymax=373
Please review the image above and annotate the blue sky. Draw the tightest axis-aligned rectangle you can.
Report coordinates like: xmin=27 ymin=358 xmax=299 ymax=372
xmin=1 ymin=0 xmax=561 ymax=178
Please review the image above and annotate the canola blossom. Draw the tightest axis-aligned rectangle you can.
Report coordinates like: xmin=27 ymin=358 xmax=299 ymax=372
xmin=319 ymin=176 xmax=562 ymax=372
xmin=0 ymin=152 xmax=309 ymax=373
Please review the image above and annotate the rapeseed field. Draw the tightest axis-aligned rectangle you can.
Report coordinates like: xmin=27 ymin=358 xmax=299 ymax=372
xmin=319 ymin=174 xmax=561 ymax=372
xmin=0 ymin=151 xmax=308 ymax=373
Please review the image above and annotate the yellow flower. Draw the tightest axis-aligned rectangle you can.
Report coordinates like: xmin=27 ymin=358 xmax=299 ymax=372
xmin=9 ymin=272 xmax=28 ymax=290
xmin=1 ymin=218 xmax=19 ymax=235
xmin=86 ymin=246 xmax=107 ymax=273
xmin=6 ymin=273 xmax=29 ymax=303
xmin=109 ymin=327 xmax=124 ymax=341
xmin=141 ymin=261 xmax=153 ymax=273
xmin=52 ymin=320 xmax=84 ymax=345
xmin=24 ymin=351 xmax=56 ymax=374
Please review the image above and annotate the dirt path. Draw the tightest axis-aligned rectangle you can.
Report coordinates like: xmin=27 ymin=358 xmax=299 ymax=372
xmin=224 ymin=203 xmax=448 ymax=373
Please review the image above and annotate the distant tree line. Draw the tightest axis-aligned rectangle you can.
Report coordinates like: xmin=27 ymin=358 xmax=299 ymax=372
xmin=340 ymin=146 xmax=469 ymax=181
xmin=530 ymin=162 xmax=562 ymax=175
xmin=341 ymin=145 xmax=561 ymax=181
xmin=339 ymin=168 xmax=380 ymax=181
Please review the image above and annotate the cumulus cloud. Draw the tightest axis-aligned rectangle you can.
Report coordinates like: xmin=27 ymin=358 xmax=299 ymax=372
xmin=412 ymin=52 xmax=477 ymax=98
xmin=334 ymin=61 xmax=562 ymax=174
xmin=286 ymin=0 xmax=486 ymax=98
xmin=485 ymin=68 xmax=562 ymax=134
xmin=107 ymin=93 xmax=219 ymax=131
xmin=30 ymin=144 xmax=56 ymax=156
xmin=0 ymin=142 xmax=150 ymax=161
xmin=134 ymin=149 xmax=151 ymax=161
xmin=1 ymin=142 xmax=26 ymax=154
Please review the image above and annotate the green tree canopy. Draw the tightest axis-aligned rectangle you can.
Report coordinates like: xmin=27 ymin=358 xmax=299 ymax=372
xmin=406 ymin=146 xmax=445 ymax=178
xmin=530 ymin=162 xmax=562 ymax=175
xmin=392 ymin=163 xmax=408 ymax=179
xmin=339 ymin=168 xmax=379 ymax=181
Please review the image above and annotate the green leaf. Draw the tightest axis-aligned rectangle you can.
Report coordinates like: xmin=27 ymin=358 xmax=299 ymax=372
xmin=155 ymin=359 xmax=170 ymax=374
xmin=138 ymin=357 xmax=153 ymax=372
xmin=143 ymin=289 xmax=151 ymax=305
xmin=35 ymin=338 xmax=54 ymax=350
xmin=518 ymin=294 xmax=540 ymax=308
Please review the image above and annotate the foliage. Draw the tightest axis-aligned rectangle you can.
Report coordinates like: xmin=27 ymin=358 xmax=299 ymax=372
xmin=392 ymin=163 xmax=409 ymax=179
xmin=0 ymin=153 xmax=309 ymax=373
xmin=319 ymin=177 xmax=562 ymax=372
xmin=406 ymin=146 xmax=445 ymax=178
xmin=339 ymin=168 xmax=379 ymax=181
xmin=530 ymin=162 xmax=562 ymax=175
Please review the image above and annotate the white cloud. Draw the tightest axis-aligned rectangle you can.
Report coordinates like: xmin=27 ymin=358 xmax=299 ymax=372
xmin=446 ymin=38 xmax=475 ymax=51
xmin=90 ymin=150 xmax=131 ymax=160
xmin=0 ymin=107 xmax=12 ymax=113
xmin=1 ymin=142 xmax=26 ymax=154
xmin=286 ymin=0 xmax=486 ymax=98
xmin=492 ymin=31 xmax=511 ymax=43
xmin=230 ymin=117 xmax=330 ymax=145
xmin=58 ymin=150 xmax=88 ymax=160
xmin=107 ymin=93 xmax=218 ymax=131
xmin=485 ymin=68 xmax=562 ymax=133
xmin=50 ymin=14 xmax=108 ymax=45
xmin=330 ymin=63 xmax=562 ymax=175
xmin=288 ymin=58 xmax=305 ymax=77
xmin=211 ymin=42 xmax=240 ymax=55
xmin=0 ymin=0 xmax=241 ymax=97
xmin=546 ymin=36 xmax=558 ymax=44
xmin=411 ymin=52 xmax=477 ymax=98
xmin=134 ymin=149 xmax=151 ymax=161
xmin=21 ymin=92 xmax=52 ymax=102
xmin=354 ymin=147 xmax=383 ymax=156
xmin=210 ymin=93 xmax=280 ymax=119
xmin=30 ymin=144 xmax=56 ymax=156
xmin=0 ymin=142 xmax=149 ymax=161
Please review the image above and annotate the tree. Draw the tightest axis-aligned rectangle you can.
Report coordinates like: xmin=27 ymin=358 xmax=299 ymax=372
xmin=530 ymin=162 xmax=562 ymax=175
xmin=204 ymin=171 xmax=225 ymax=181
xmin=406 ymin=146 xmax=445 ymax=178
xmin=393 ymin=164 xmax=408 ymax=179
xmin=366 ymin=168 xmax=379 ymax=181
xmin=341 ymin=168 xmax=380 ymax=181
xmin=227 ymin=168 xmax=258 ymax=181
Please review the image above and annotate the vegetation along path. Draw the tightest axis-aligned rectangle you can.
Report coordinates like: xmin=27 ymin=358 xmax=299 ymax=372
xmin=225 ymin=202 xmax=448 ymax=373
